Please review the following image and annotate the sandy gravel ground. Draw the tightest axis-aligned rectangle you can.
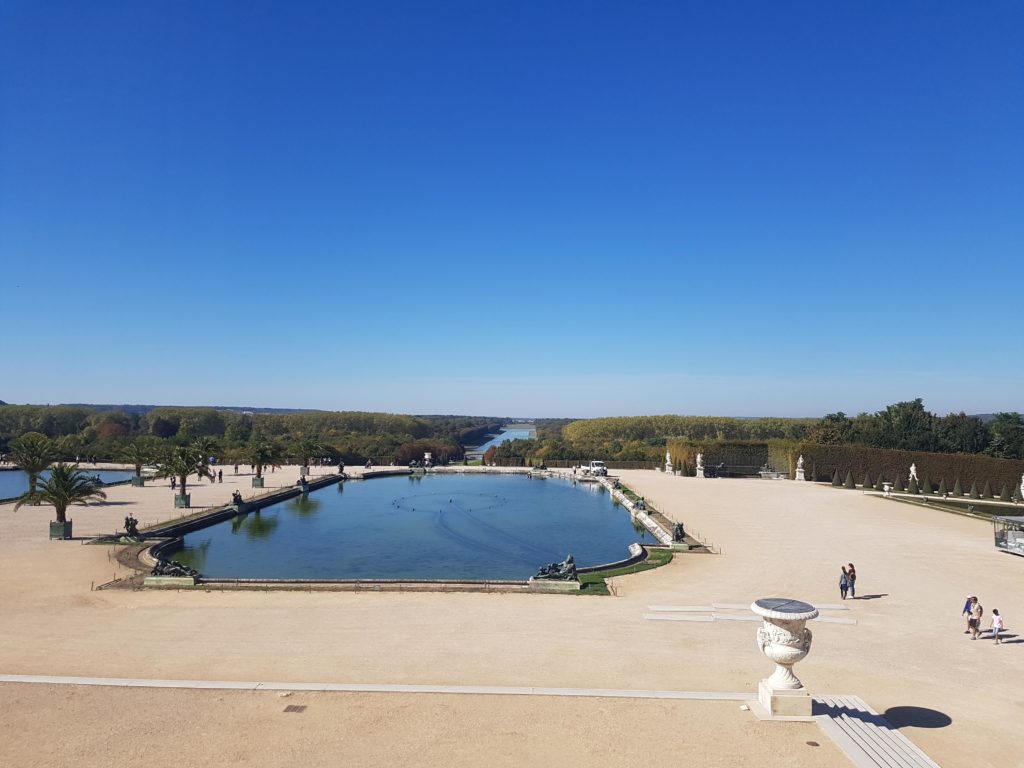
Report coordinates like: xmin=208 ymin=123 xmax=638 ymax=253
xmin=1 ymin=465 xmax=1021 ymax=767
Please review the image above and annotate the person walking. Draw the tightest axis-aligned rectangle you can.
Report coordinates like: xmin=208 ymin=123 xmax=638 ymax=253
xmin=969 ymin=596 xmax=984 ymax=639
xmin=962 ymin=595 xmax=974 ymax=634
xmin=839 ymin=566 xmax=849 ymax=600
xmin=991 ymin=609 xmax=1003 ymax=644
xmin=846 ymin=563 xmax=857 ymax=598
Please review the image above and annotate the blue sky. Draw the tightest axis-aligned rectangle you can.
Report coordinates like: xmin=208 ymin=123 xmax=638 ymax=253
xmin=1 ymin=1 xmax=1021 ymax=418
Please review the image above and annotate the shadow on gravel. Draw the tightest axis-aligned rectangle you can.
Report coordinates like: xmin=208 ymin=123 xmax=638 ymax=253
xmin=883 ymin=706 xmax=952 ymax=729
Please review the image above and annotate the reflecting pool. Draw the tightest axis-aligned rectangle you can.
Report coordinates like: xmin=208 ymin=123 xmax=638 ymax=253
xmin=0 ymin=468 xmax=132 ymax=499
xmin=174 ymin=473 xmax=652 ymax=580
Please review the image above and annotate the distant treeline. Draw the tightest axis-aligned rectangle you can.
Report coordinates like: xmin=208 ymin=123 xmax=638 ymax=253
xmin=2 ymin=399 xmax=1021 ymax=468
xmin=492 ymin=400 xmax=1024 ymax=465
xmin=0 ymin=404 xmax=507 ymax=465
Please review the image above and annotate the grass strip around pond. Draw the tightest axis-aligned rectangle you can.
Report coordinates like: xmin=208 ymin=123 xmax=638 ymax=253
xmin=578 ymin=547 xmax=673 ymax=595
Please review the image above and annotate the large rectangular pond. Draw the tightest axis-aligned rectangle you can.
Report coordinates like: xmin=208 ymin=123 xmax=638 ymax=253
xmin=0 ymin=468 xmax=132 ymax=499
xmin=173 ymin=473 xmax=653 ymax=581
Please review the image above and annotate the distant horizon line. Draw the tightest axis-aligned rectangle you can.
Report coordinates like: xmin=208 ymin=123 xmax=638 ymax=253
xmin=0 ymin=400 xmax=1013 ymax=422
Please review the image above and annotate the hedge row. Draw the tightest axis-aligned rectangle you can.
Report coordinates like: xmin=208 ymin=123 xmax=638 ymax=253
xmin=666 ymin=441 xmax=770 ymax=475
xmin=773 ymin=442 xmax=1024 ymax=489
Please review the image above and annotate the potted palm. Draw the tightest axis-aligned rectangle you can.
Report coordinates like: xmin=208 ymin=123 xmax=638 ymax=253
xmin=245 ymin=433 xmax=279 ymax=488
xmin=15 ymin=462 xmax=107 ymax=539
xmin=157 ymin=445 xmax=212 ymax=508
xmin=120 ymin=442 xmax=152 ymax=487
xmin=9 ymin=432 xmax=55 ymax=497
xmin=292 ymin=435 xmax=325 ymax=477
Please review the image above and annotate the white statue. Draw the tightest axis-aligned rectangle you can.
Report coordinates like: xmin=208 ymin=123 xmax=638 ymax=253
xmin=696 ymin=453 xmax=704 ymax=470
xmin=1020 ymin=473 xmax=1024 ymax=498
xmin=795 ymin=455 xmax=805 ymax=482
xmin=796 ymin=455 xmax=804 ymax=470
xmin=909 ymin=463 xmax=918 ymax=483
xmin=664 ymin=451 xmax=673 ymax=473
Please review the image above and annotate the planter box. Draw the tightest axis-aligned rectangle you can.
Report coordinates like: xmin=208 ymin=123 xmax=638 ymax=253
xmin=144 ymin=575 xmax=196 ymax=587
xmin=49 ymin=520 xmax=73 ymax=540
xmin=252 ymin=477 xmax=265 ymax=488
xmin=131 ymin=476 xmax=146 ymax=487
xmin=174 ymin=494 xmax=191 ymax=508
xmin=527 ymin=578 xmax=581 ymax=592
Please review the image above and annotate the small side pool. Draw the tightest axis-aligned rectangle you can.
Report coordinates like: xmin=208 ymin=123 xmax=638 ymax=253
xmin=0 ymin=468 xmax=133 ymax=499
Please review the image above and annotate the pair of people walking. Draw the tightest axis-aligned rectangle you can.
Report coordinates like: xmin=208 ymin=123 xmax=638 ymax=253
xmin=839 ymin=563 xmax=857 ymax=599
xmin=962 ymin=596 xmax=1004 ymax=643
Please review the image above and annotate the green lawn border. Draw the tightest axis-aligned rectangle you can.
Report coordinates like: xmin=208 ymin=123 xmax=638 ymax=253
xmin=578 ymin=547 xmax=673 ymax=595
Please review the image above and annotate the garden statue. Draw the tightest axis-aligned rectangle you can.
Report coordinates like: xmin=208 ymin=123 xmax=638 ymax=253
xmin=795 ymin=454 xmax=806 ymax=481
xmin=665 ymin=451 xmax=673 ymax=474
xmin=672 ymin=522 xmax=685 ymax=542
xmin=534 ymin=554 xmax=578 ymax=581
xmin=1020 ymin=473 xmax=1024 ymax=499
xmin=695 ymin=452 xmax=706 ymax=478
xmin=909 ymin=463 xmax=918 ymax=483
xmin=123 ymin=514 xmax=140 ymax=540
xmin=151 ymin=559 xmax=198 ymax=578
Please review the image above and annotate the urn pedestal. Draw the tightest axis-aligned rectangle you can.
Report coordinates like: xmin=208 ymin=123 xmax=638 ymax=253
xmin=695 ymin=468 xmax=705 ymax=478
xmin=751 ymin=598 xmax=818 ymax=716
xmin=795 ymin=468 xmax=805 ymax=481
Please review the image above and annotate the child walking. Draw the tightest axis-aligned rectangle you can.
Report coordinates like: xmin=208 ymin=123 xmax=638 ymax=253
xmin=991 ymin=609 xmax=1003 ymax=644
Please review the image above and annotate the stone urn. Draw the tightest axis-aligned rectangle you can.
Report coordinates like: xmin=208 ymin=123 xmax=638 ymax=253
xmin=751 ymin=598 xmax=818 ymax=716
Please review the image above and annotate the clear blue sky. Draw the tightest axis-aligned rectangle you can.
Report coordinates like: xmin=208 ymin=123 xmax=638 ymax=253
xmin=1 ymin=1 xmax=1021 ymax=418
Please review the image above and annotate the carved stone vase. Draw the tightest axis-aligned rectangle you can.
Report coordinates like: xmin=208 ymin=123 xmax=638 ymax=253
xmin=751 ymin=598 xmax=818 ymax=715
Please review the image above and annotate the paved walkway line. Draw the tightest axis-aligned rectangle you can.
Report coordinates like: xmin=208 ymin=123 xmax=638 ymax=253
xmin=0 ymin=675 xmax=937 ymax=765
xmin=0 ymin=674 xmax=750 ymax=701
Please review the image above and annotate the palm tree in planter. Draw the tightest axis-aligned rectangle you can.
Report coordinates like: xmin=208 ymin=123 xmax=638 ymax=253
xmin=291 ymin=435 xmax=326 ymax=477
xmin=191 ymin=436 xmax=220 ymax=482
xmin=245 ymin=433 xmax=279 ymax=488
xmin=15 ymin=462 xmax=106 ymax=539
xmin=158 ymin=445 xmax=212 ymax=508
xmin=121 ymin=441 xmax=154 ymax=487
xmin=9 ymin=432 xmax=55 ymax=498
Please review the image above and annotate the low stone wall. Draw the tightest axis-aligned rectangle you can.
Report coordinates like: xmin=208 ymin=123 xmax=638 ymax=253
xmin=597 ymin=477 xmax=673 ymax=545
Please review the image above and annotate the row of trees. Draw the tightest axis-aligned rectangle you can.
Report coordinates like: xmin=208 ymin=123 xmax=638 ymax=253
xmin=491 ymin=401 xmax=1024 ymax=465
xmin=0 ymin=405 xmax=501 ymax=466
xmin=803 ymin=400 xmax=1024 ymax=458
xmin=832 ymin=469 xmax=1024 ymax=503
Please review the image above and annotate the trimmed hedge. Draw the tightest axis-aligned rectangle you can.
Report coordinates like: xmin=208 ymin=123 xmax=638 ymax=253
xmin=790 ymin=443 xmax=1024 ymax=490
xmin=665 ymin=441 xmax=770 ymax=476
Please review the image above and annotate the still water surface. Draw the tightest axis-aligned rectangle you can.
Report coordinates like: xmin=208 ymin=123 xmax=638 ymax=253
xmin=0 ymin=468 xmax=132 ymax=499
xmin=468 ymin=428 xmax=534 ymax=455
xmin=174 ymin=473 xmax=652 ymax=580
